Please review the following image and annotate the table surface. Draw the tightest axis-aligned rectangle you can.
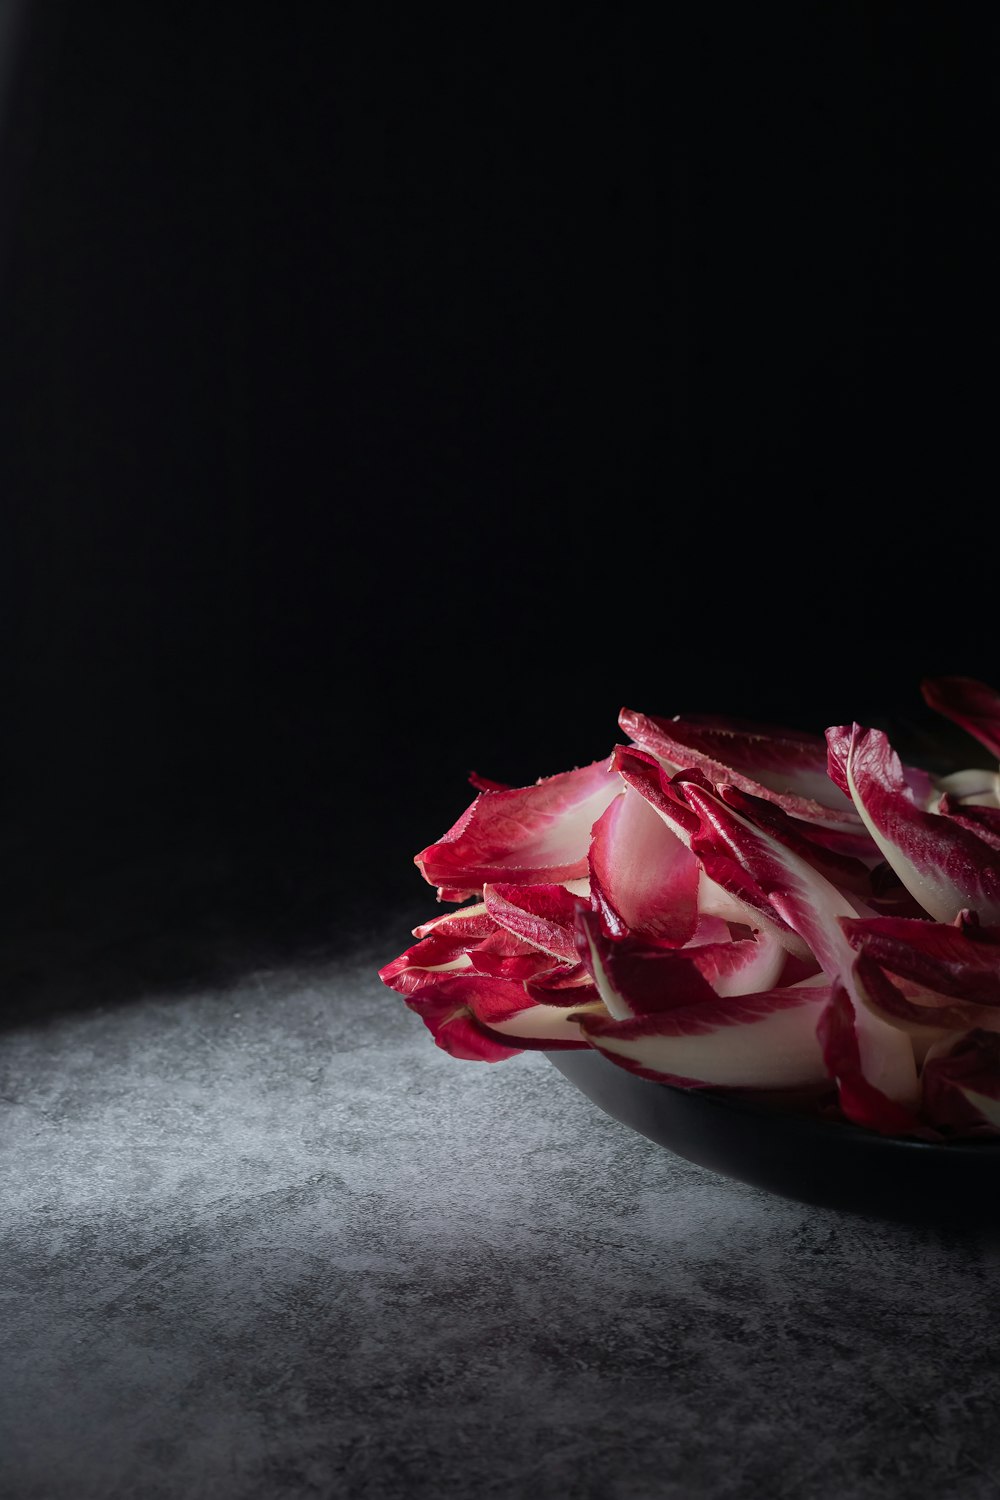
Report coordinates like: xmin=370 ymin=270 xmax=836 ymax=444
xmin=4 ymin=917 xmax=1000 ymax=1500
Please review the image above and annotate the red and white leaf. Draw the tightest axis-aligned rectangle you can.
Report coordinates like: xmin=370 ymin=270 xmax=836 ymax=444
xmin=462 ymin=942 xmax=563 ymax=984
xmin=482 ymin=882 xmax=582 ymax=963
xmin=685 ymin=928 xmax=787 ymax=997
xmin=613 ymin=748 xmax=812 ymax=955
xmin=382 ymin=917 xmax=564 ymax=995
xmin=682 ymin=779 xmax=862 ymax=984
xmin=841 ymin=914 xmax=1000 ymax=1007
xmin=824 ymin=724 xmax=854 ymax=801
xmin=415 ymin=757 xmax=620 ymax=898
xmin=849 ymin=951 xmax=1000 ymax=1045
xmin=620 ymin=707 xmax=860 ymax=829
xmin=575 ymin=909 xmax=721 ymax=1020
xmin=686 ymin=911 xmax=736 ymax=947
xmin=695 ymin=857 xmax=812 ymax=959
xmin=404 ymin=971 xmax=591 ymax=1058
xmin=922 ymin=677 xmax=1000 ymax=762
xmin=936 ymin=797 xmax=1000 ymax=849
xmin=815 ymin=984 xmax=925 ymax=1136
xmin=524 ymin=968 xmax=599 ymax=1007
xmin=921 ymin=1030 xmax=1000 ymax=1135
xmin=611 ymin=745 xmax=701 ymax=845
xmin=715 ymin=784 xmax=876 ymax=896
xmin=380 ymin=939 xmax=481 ymax=997
xmin=401 ymin=977 xmax=526 ymax=1062
xmin=575 ymin=908 xmax=786 ymax=1018
xmin=935 ymin=769 xmax=1000 ymax=810
xmin=412 ymin=903 xmax=493 ymax=940
xmin=484 ymin=1000 xmax=603 ymax=1048
xmin=827 ymin=723 xmax=935 ymax=807
xmin=589 ymin=784 xmax=700 ymax=943
xmin=841 ymin=725 xmax=1000 ymax=924
xmin=679 ymin=778 xmax=919 ymax=1114
xmin=574 ymin=985 xmax=831 ymax=1090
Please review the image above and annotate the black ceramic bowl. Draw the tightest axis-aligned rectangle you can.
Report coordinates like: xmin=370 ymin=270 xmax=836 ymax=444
xmin=547 ymin=1049 xmax=1000 ymax=1222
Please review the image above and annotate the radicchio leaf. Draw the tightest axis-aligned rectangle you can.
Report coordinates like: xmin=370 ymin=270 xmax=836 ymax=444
xmin=575 ymin=908 xmax=719 ymax=1020
xmin=678 ymin=778 xmax=919 ymax=1115
xmin=814 ymin=983 xmax=925 ymax=1136
xmin=620 ymin=708 xmax=860 ymax=830
xmin=921 ymin=1030 xmax=1000 ymax=1134
xmin=847 ymin=953 xmax=1000 ymax=1062
xmin=415 ymin=757 xmax=620 ymax=899
xmin=573 ymin=984 xmax=831 ymax=1090
xmin=613 ymin=749 xmax=811 ymax=956
xmin=405 ymin=971 xmax=591 ymax=1056
xmin=482 ymin=882 xmax=582 ymax=963
xmin=839 ymin=724 xmax=1000 ymax=925
xmin=588 ymin=784 xmax=700 ymax=943
xmin=922 ymin=677 xmax=1000 ymax=762
xmin=841 ymin=914 xmax=1000 ymax=1006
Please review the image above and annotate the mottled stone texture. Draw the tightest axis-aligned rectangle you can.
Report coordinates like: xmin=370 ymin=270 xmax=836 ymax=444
xmin=3 ymin=936 xmax=1000 ymax=1500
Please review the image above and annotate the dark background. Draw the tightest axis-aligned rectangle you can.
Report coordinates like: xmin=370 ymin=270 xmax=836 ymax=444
xmin=0 ymin=2 xmax=995 ymax=994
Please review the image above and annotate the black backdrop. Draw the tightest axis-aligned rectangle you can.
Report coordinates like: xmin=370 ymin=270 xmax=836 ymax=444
xmin=1 ymin=3 xmax=995 ymax=966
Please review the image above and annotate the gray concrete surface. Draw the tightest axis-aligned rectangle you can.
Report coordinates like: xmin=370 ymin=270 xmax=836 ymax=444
xmin=3 ymin=930 xmax=1000 ymax=1499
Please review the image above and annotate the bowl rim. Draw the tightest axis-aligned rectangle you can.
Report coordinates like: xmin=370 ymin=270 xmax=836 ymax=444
xmin=545 ymin=1050 xmax=1000 ymax=1158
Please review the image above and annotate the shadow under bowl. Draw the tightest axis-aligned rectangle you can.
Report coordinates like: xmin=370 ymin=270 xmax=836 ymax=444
xmin=546 ymin=1048 xmax=1000 ymax=1222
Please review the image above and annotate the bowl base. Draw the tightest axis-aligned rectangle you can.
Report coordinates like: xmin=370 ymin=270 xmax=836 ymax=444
xmin=547 ymin=1049 xmax=1000 ymax=1222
